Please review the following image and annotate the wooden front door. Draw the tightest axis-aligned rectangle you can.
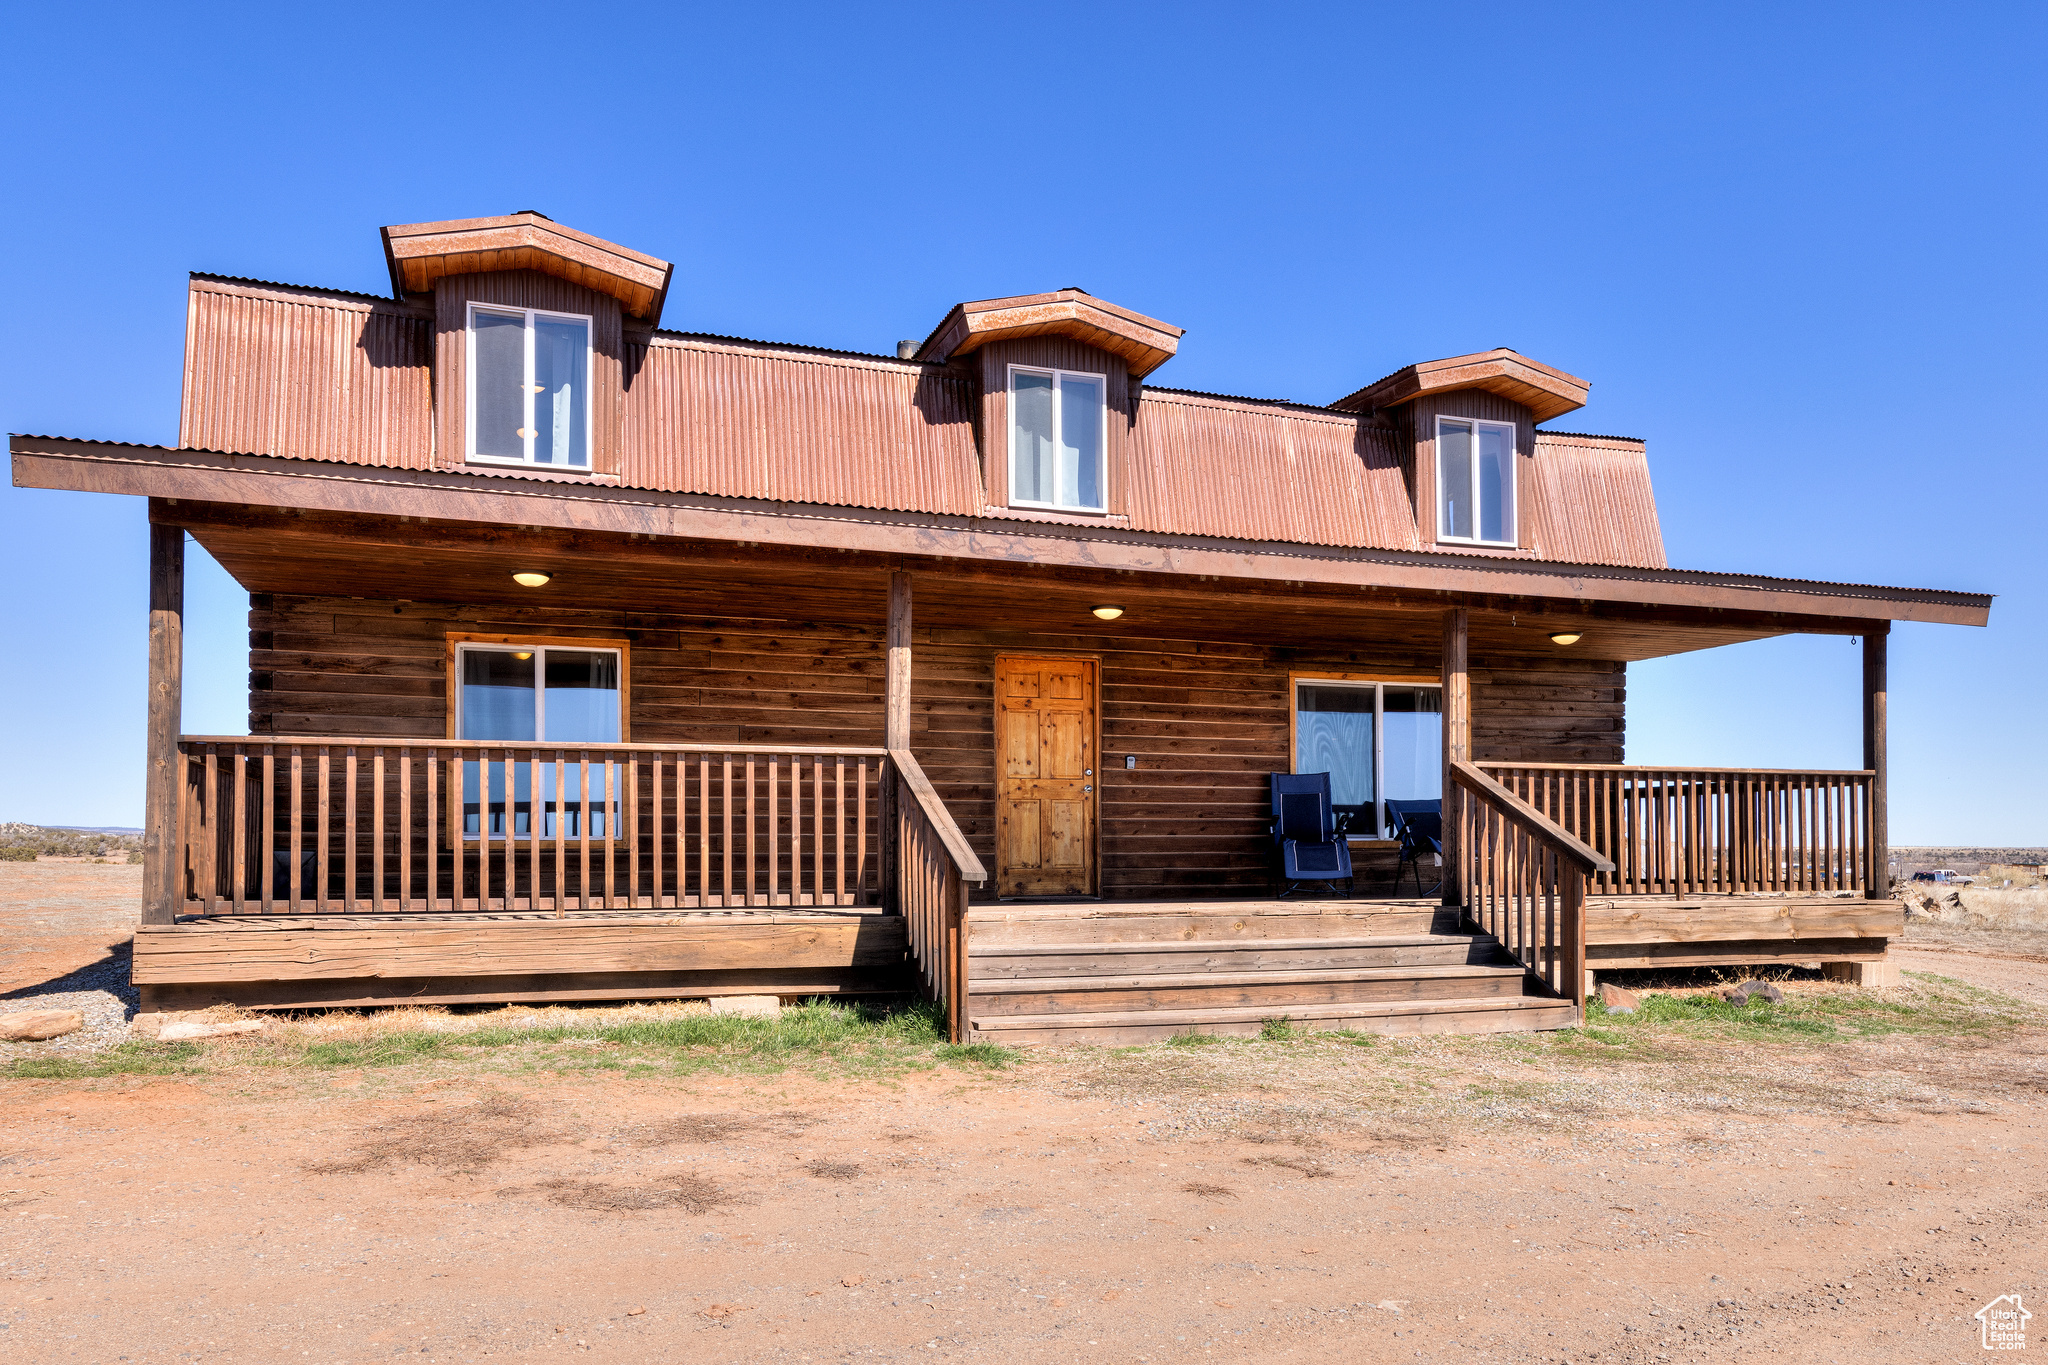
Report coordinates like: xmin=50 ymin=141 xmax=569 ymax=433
xmin=995 ymin=655 xmax=1098 ymax=898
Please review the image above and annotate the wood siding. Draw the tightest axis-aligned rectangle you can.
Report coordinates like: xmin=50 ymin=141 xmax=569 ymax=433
xmin=432 ymin=271 xmax=625 ymax=475
xmin=252 ymin=594 xmax=1622 ymax=901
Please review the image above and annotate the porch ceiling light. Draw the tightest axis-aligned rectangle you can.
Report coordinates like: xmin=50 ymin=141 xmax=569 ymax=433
xmin=1091 ymin=605 xmax=1124 ymax=620
xmin=513 ymin=571 xmax=552 ymax=588
xmin=1549 ymin=631 xmax=1582 ymax=646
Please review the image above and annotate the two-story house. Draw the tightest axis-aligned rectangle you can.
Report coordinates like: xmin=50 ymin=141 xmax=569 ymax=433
xmin=10 ymin=212 xmax=1991 ymax=1042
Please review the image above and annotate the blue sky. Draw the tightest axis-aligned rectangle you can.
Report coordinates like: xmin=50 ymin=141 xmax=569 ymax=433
xmin=2 ymin=2 xmax=2041 ymax=842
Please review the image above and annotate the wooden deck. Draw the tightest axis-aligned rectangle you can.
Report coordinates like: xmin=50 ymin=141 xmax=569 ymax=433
xmin=133 ymin=908 xmax=909 ymax=1013
xmin=131 ymin=891 xmax=1904 ymax=1022
xmin=1585 ymin=892 xmax=1901 ymax=970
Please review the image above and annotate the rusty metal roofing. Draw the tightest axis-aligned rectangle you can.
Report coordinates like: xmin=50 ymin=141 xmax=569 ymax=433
xmin=180 ymin=276 xmax=432 ymax=470
xmin=1525 ymin=432 xmax=1667 ymax=569
xmin=175 ymin=273 xmax=1674 ymax=567
xmin=621 ymin=332 xmax=983 ymax=515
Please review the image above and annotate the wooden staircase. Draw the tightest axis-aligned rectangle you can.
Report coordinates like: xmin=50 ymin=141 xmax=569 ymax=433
xmin=964 ymin=900 xmax=1578 ymax=1045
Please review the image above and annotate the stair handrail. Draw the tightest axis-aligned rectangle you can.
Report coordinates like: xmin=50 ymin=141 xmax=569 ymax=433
xmin=1450 ymin=762 xmax=1613 ymax=876
xmin=887 ymin=748 xmax=984 ymax=1044
xmin=1449 ymin=760 xmax=1614 ymax=1011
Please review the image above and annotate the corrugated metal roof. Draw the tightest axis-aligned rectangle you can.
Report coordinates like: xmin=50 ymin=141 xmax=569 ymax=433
xmin=1525 ymin=431 xmax=1667 ymax=568
xmin=168 ymin=274 xmax=1680 ymax=571
xmin=189 ymin=272 xmax=408 ymax=307
xmin=180 ymin=278 xmax=432 ymax=469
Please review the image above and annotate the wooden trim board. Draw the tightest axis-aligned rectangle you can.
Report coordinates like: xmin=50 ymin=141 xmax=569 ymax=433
xmin=133 ymin=915 xmax=906 ymax=985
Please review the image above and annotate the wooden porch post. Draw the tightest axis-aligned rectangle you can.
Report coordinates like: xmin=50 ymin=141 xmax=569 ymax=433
xmin=143 ymin=517 xmax=185 ymax=926
xmin=1863 ymin=627 xmax=1889 ymax=899
xmin=1441 ymin=608 xmax=1470 ymax=909
xmin=880 ymin=571 xmax=912 ymax=912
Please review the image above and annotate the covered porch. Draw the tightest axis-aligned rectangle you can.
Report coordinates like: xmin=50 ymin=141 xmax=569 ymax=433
xmin=131 ymin=500 xmax=1916 ymax=1040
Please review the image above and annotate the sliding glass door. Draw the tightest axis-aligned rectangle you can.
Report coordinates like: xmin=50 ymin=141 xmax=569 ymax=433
xmin=1292 ymin=680 xmax=1443 ymax=838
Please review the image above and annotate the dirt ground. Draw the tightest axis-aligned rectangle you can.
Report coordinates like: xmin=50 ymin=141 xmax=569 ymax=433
xmin=3 ymin=865 xmax=2044 ymax=1364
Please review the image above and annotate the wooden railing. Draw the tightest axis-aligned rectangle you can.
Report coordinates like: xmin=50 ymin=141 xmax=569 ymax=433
xmin=888 ymin=748 xmax=987 ymax=1044
xmin=1478 ymin=763 xmax=1874 ymax=897
xmin=174 ymin=737 xmax=881 ymax=915
xmin=1450 ymin=760 xmax=1614 ymax=1009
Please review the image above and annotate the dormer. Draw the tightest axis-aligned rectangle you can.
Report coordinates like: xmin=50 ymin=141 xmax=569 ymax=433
xmin=1330 ymin=349 xmax=1589 ymax=552
xmin=914 ymin=290 xmax=1182 ymax=519
xmin=381 ymin=212 xmax=673 ymax=479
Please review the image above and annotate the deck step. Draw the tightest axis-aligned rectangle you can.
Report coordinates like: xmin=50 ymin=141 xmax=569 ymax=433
xmin=970 ymin=900 xmax=1441 ymax=945
xmin=969 ymin=934 xmax=1499 ymax=979
xmin=970 ymin=995 xmax=1579 ymax=1045
xmin=968 ymin=961 xmax=1532 ymax=1016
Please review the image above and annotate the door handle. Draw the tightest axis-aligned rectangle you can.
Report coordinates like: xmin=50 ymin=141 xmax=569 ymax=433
xmin=1083 ymin=768 xmax=1093 ymax=776
xmin=1083 ymin=785 xmax=1093 ymax=793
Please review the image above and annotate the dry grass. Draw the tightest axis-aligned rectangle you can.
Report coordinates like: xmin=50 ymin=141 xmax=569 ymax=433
xmin=803 ymin=1160 xmax=864 ymax=1181
xmin=305 ymin=1091 xmax=550 ymax=1175
xmin=620 ymin=1111 xmax=822 ymax=1146
xmin=1181 ymin=1181 xmax=1238 ymax=1199
xmin=506 ymin=1174 xmax=740 ymax=1215
xmin=1242 ymin=1154 xmax=1335 ymax=1178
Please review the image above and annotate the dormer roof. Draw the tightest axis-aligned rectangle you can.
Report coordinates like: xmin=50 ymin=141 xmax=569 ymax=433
xmin=914 ymin=289 xmax=1183 ymax=377
xmin=380 ymin=212 xmax=674 ymax=324
xmin=1329 ymin=348 xmax=1589 ymax=423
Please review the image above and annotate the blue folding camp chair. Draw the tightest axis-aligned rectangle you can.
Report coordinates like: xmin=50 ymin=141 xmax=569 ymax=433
xmin=1385 ymin=798 xmax=1443 ymax=896
xmin=1270 ymin=772 xmax=1354 ymax=897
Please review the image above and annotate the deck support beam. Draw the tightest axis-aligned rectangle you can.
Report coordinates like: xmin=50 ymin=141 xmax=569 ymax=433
xmin=881 ymin=571 xmax=912 ymax=912
xmin=1863 ymin=627 xmax=1889 ymax=898
xmin=143 ymin=514 xmax=184 ymax=926
xmin=1440 ymin=608 xmax=1470 ymax=908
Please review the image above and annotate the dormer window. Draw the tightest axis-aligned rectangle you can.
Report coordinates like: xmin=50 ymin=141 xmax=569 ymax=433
xmin=467 ymin=303 xmax=591 ymax=468
xmin=1009 ymin=364 xmax=1106 ymax=513
xmin=1436 ymin=416 xmax=1516 ymax=546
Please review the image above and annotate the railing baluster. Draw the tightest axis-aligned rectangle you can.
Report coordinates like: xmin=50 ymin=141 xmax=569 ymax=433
xmin=372 ymin=747 xmax=386 ymax=914
xmin=553 ymin=751 xmax=568 ymax=916
xmin=398 ymin=748 xmax=412 ymax=912
xmin=201 ymin=745 xmax=219 ymax=914
xmin=451 ymin=751 xmax=465 ymax=912
xmin=344 ymin=745 xmax=358 ymax=913
xmin=315 ymin=746 xmax=331 ymax=913
xmin=527 ymin=750 xmax=542 ymax=913
xmin=578 ymin=754 xmax=592 ymax=914
xmin=425 ymin=748 xmax=439 ymax=910
xmin=744 ymin=755 xmax=758 ymax=908
xmin=230 ymin=745 xmax=248 ymax=914
xmin=810 ymin=756 xmax=825 ymax=906
xmin=651 ymin=752 xmax=666 ymax=910
xmin=260 ymin=746 xmax=276 ymax=914
xmin=835 ymin=756 xmax=848 ymax=905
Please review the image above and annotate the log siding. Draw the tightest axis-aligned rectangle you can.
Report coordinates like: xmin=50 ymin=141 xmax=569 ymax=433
xmin=251 ymin=594 xmax=1622 ymax=900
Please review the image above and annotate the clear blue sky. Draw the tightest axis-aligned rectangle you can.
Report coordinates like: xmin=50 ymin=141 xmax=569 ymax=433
xmin=2 ymin=2 xmax=2041 ymax=843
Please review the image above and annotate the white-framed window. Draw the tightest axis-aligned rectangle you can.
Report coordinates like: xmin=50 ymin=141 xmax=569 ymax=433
xmin=1436 ymin=416 xmax=1517 ymax=546
xmin=456 ymin=642 xmax=623 ymax=839
xmin=1009 ymin=364 xmax=1107 ymax=513
xmin=1292 ymin=678 xmax=1443 ymax=839
xmin=466 ymin=303 xmax=593 ymax=468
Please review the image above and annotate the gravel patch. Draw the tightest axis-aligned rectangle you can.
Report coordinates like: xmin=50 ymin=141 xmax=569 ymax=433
xmin=0 ymin=946 xmax=138 ymax=1059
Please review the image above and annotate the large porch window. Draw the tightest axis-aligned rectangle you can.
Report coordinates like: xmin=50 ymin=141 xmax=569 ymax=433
xmin=1291 ymin=678 xmax=1443 ymax=840
xmin=455 ymin=640 xmax=625 ymax=839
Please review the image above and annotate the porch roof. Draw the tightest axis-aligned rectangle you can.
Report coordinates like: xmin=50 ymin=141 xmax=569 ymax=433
xmin=10 ymin=435 xmax=1991 ymax=658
